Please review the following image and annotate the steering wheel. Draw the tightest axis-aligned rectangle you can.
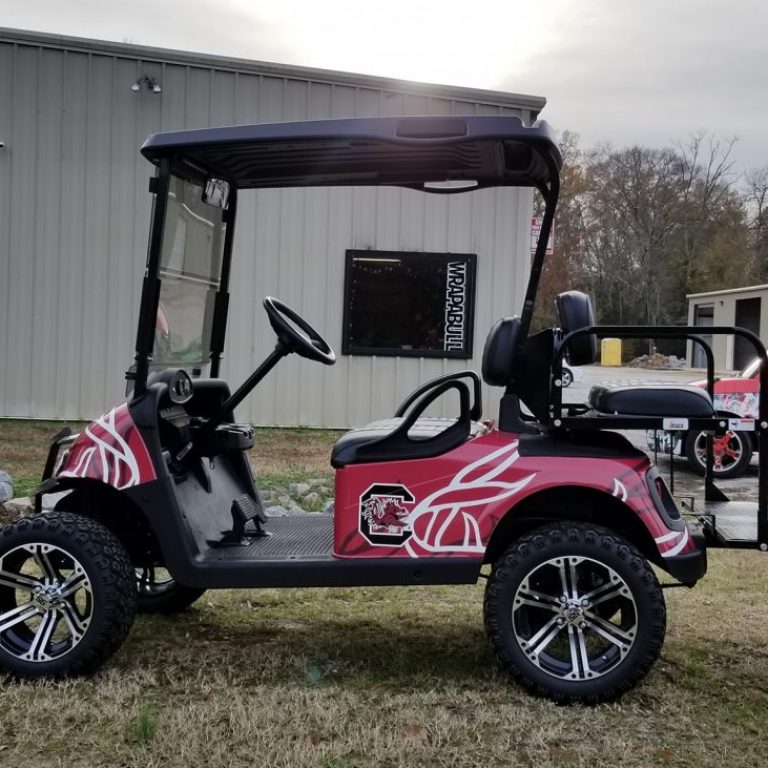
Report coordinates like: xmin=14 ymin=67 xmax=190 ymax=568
xmin=263 ymin=297 xmax=336 ymax=365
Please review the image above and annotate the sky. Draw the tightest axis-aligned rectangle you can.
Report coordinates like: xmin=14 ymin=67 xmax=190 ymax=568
xmin=4 ymin=0 xmax=767 ymax=176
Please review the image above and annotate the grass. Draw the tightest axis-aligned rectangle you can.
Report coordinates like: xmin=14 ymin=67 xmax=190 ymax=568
xmin=1 ymin=419 xmax=768 ymax=767
xmin=0 ymin=421 xmax=341 ymax=499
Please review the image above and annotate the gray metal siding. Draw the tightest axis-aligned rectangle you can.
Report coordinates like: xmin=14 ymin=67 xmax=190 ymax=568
xmin=0 ymin=31 xmax=541 ymax=427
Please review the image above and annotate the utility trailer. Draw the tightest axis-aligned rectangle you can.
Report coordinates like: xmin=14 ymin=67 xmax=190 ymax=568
xmin=0 ymin=115 xmax=765 ymax=704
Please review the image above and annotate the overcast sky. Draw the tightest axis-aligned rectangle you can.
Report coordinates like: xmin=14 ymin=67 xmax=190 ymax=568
xmin=4 ymin=0 xmax=767 ymax=175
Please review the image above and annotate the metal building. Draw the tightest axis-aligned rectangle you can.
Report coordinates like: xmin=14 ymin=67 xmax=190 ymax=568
xmin=0 ymin=28 xmax=546 ymax=428
xmin=688 ymin=284 xmax=768 ymax=371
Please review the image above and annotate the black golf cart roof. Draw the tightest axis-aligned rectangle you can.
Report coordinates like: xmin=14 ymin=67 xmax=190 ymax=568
xmin=141 ymin=115 xmax=562 ymax=191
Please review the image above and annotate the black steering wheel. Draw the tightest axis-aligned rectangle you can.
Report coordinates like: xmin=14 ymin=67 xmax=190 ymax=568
xmin=263 ymin=297 xmax=336 ymax=365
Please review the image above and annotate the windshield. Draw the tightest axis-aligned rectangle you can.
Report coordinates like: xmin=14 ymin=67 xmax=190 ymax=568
xmin=152 ymin=175 xmax=226 ymax=375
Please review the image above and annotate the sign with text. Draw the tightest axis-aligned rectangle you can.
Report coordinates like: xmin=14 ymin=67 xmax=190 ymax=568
xmin=531 ymin=216 xmax=555 ymax=255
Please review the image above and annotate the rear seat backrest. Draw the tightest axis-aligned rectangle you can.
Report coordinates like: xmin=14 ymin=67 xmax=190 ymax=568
xmin=556 ymin=291 xmax=598 ymax=366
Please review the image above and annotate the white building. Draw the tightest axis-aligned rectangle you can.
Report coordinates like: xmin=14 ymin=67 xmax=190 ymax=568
xmin=0 ymin=28 xmax=547 ymax=427
xmin=688 ymin=284 xmax=768 ymax=371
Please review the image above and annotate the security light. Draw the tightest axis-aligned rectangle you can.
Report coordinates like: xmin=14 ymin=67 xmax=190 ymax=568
xmin=131 ymin=76 xmax=162 ymax=94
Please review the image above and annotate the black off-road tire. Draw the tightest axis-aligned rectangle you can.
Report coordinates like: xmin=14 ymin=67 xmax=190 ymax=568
xmin=684 ymin=429 xmax=752 ymax=479
xmin=484 ymin=522 xmax=666 ymax=704
xmin=136 ymin=568 xmax=205 ymax=614
xmin=0 ymin=512 xmax=136 ymax=678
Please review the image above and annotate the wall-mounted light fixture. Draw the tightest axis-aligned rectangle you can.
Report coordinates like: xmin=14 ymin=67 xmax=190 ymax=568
xmin=131 ymin=76 xmax=162 ymax=94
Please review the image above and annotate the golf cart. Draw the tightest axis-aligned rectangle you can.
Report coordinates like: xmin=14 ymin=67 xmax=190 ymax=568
xmin=1 ymin=116 xmax=766 ymax=704
xmin=647 ymin=357 xmax=762 ymax=478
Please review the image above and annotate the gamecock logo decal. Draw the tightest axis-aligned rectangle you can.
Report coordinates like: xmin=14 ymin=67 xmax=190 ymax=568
xmin=359 ymin=484 xmax=415 ymax=546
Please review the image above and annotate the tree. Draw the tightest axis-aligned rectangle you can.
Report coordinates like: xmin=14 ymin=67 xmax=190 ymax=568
xmin=745 ymin=165 xmax=768 ymax=282
xmin=529 ymin=130 xmax=766 ymax=356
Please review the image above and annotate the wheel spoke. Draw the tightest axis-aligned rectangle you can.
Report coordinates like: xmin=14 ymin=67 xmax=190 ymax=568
xmin=567 ymin=625 xmax=592 ymax=679
xmin=522 ymin=615 xmax=564 ymax=657
xmin=57 ymin=600 xmax=89 ymax=640
xmin=567 ymin=559 xmax=580 ymax=600
xmin=518 ymin=584 xmax=562 ymax=609
xmin=27 ymin=610 xmax=59 ymax=661
xmin=137 ymin=567 xmax=154 ymax=594
xmin=0 ymin=601 xmax=40 ymax=633
xmin=583 ymin=611 xmax=634 ymax=648
xmin=0 ymin=569 xmax=40 ymax=592
xmin=516 ymin=597 xmax=562 ymax=613
xmin=556 ymin=560 xmax=570 ymax=598
xmin=581 ymin=582 xmax=625 ymax=608
xmin=30 ymin=545 xmax=60 ymax=582
xmin=59 ymin=571 xmax=87 ymax=599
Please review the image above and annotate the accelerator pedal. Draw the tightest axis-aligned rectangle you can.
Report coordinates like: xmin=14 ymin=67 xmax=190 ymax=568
xmin=230 ymin=494 xmax=269 ymax=540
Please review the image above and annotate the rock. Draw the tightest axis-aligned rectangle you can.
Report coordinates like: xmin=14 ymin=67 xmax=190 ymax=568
xmin=308 ymin=478 xmax=329 ymax=490
xmin=288 ymin=504 xmax=305 ymax=515
xmin=289 ymin=482 xmax=311 ymax=497
xmin=4 ymin=497 xmax=33 ymax=517
xmin=264 ymin=505 xmax=289 ymax=517
xmin=322 ymin=500 xmax=335 ymax=515
xmin=627 ymin=352 xmax=687 ymax=370
xmin=0 ymin=470 xmax=13 ymax=503
xmin=302 ymin=492 xmax=321 ymax=507
xmin=278 ymin=495 xmax=293 ymax=506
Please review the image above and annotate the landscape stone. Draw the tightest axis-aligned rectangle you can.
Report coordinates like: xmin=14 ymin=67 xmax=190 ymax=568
xmin=5 ymin=497 xmax=33 ymax=517
xmin=289 ymin=482 xmax=311 ymax=496
xmin=302 ymin=492 xmax=321 ymax=506
xmin=0 ymin=470 xmax=13 ymax=503
xmin=264 ymin=505 xmax=289 ymax=517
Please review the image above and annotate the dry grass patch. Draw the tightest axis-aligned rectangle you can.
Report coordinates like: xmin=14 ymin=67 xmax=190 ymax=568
xmin=1 ymin=420 xmax=768 ymax=766
xmin=2 ymin=564 xmax=768 ymax=767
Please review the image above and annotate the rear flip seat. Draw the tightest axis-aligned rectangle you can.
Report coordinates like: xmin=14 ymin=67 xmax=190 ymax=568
xmin=588 ymin=383 xmax=714 ymax=417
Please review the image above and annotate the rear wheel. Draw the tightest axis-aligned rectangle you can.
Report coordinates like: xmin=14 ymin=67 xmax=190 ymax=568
xmin=136 ymin=566 xmax=205 ymax=614
xmin=561 ymin=368 xmax=573 ymax=387
xmin=684 ymin=429 xmax=752 ymax=478
xmin=0 ymin=513 xmax=136 ymax=678
xmin=484 ymin=522 xmax=666 ymax=704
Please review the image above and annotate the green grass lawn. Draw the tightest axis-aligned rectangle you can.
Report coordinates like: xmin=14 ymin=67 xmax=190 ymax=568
xmin=1 ymin=420 xmax=768 ymax=767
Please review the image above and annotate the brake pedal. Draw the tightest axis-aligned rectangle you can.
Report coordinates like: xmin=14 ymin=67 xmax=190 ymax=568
xmin=231 ymin=494 xmax=268 ymax=538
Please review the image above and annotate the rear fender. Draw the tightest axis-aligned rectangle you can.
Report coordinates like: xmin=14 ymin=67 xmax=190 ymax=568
xmin=486 ymin=476 xmax=705 ymax=585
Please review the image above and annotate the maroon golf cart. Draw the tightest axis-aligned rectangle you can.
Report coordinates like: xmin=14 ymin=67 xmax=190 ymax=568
xmin=1 ymin=116 xmax=765 ymax=704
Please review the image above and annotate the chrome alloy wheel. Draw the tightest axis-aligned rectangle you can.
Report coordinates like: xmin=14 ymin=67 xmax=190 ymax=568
xmin=0 ymin=543 xmax=93 ymax=663
xmin=512 ymin=555 xmax=638 ymax=681
xmin=136 ymin=566 xmax=175 ymax=598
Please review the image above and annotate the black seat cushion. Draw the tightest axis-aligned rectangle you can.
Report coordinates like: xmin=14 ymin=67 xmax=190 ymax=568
xmin=588 ymin=383 xmax=714 ymax=417
xmin=331 ymin=417 xmax=487 ymax=468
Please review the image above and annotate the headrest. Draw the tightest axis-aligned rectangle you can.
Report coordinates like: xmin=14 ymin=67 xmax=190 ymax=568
xmin=555 ymin=291 xmax=598 ymax=366
xmin=482 ymin=317 xmax=522 ymax=386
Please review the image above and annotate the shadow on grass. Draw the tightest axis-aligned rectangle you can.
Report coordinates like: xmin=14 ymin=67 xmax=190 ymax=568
xmin=125 ymin=602 xmax=494 ymax=690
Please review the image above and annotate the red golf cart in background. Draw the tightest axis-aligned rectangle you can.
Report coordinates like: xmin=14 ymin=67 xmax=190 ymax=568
xmin=648 ymin=358 xmax=761 ymax=477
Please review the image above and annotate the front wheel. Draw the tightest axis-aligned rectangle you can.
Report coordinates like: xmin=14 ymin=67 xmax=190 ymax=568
xmin=684 ymin=429 xmax=752 ymax=478
xmin=0 ymin=513 xmax=136 ymax=678
xmin=484 ymin=522 xmax=666 ymax=704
